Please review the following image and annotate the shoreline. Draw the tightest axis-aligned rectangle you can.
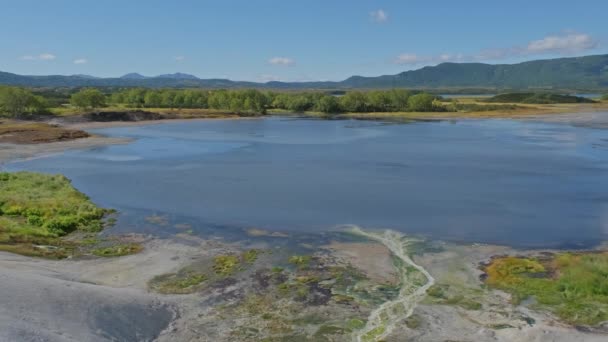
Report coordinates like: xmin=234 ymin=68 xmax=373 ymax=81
xmin=2 ymin=108 xmax=607 ymax=167
xmin=61 ymin=114 xmax=261 ymax=130
xmin=0 ymin=116 xmax=261 ymax=165
xmin=0 ymin=135 xmax=132 ymax=166
xmin=1 ymin=229 xmax=606 ymax=341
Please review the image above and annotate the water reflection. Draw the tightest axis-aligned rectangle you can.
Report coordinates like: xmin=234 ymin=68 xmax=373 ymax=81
xmin=5 ymin=117 xmax=608 ymax=248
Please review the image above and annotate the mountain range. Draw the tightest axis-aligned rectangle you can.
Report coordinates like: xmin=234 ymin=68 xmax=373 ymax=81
xmin=1 ymin=54 xmax=607 ymax=90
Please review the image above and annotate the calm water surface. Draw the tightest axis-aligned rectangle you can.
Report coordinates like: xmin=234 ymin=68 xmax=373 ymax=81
xmin=5 ymin=117 xmax=608 ymax=248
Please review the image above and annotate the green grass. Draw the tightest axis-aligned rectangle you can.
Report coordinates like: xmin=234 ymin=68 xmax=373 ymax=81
xmin=0 ymin=172 xmax=113 ymax=257
xmin=345 ymin=318 xmax=366 ymax=330
xmin=91 ymin=243 xmax=142 ymax=257
xmin=243 ymin=249 xmax=261 ymax=263
xmin=150 ymin=272 xmax=207 ymax=294
xmin=213 ymin=254 xmax=241 ymax=276
xmin=0 ymin=172 xmax=140 ymax=259
xmin=288 ymin=255 xmax=312 ymax=269
xmin=485 ymin=253 xmax=608 ymax=326
xmin=485 ymin=92 xmax=595 ymax=104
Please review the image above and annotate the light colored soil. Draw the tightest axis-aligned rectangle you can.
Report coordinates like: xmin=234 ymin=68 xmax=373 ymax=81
xmin=323 ymin=241 xmax=399 ymax=285
xmin=389 ymin=242 xmax=608 ymax=341
xmin=0 ymin=135 xmax=130 ymax=164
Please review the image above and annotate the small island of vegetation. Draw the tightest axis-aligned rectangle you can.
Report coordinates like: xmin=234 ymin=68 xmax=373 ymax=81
xmin=0 ymin=171 xmax=138 ymax=258
xmin=484 ymin=252 xmax=608 ymax=326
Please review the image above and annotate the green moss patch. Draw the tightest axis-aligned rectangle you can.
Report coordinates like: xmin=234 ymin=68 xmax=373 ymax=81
xmin=150 ymin=272 xmax=208 ymax=294
xmin=91 ymin=243 xmax=143 ymax=257
xmin=0 ymin=172 xmax=119 ymax=258
xmin=485 ymin=253 xmax=608 ymax=326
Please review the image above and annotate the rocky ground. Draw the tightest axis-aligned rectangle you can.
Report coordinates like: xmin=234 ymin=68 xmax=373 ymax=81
xmin=1 ymin=229 xmax=607 ymax=342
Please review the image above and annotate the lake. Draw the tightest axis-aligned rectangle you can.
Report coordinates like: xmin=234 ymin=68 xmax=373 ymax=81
xmin=4 ymin=117 xmax=608 ymax=248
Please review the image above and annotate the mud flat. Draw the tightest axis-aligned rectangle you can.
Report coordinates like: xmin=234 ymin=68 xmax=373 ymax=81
xmin=2 ymin=226 xmax=606 ymax=341
xmin=0 ymin=135 xmax=130 ymax=165
xmin=388 ymin=243 xmax=608 ymax=342
xmin=0 ymin=239 xmax=185 ymax=342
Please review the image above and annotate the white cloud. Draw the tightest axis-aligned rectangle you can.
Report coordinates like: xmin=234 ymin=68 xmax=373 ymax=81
xmin=21 ymin=53 xmax=56 ymax=61
xmin=38 ymin=53 xmax=56 ymax=60
xmin=370 ymin=9 xmax=388 ymax=23
xmin=393 ymin=32 xmax=599 ymax=66
xmin=73 ymin=58 xmax=88 ymax=64
xmin=526 ymin=33 xmax=597 ymax=54
xmin=268 ymin=57 xmax=295 ymax=66
xmin=394 ymin=53 xmax=427 ymax=65
xmin=174 ymin=56 xmax=185 ymax=61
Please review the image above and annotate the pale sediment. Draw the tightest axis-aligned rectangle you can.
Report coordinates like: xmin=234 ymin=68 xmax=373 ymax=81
xmin=0 ymin=136 xmax=131 ymax=165
xmin=350 ymin=227 xmax=435 ymax=342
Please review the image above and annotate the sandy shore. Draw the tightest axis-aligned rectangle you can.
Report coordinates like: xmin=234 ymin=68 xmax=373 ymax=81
xmin=0 ymin=116 xmax=261 ymax=165
xmin=0 ymin=235 xmax=239 ymax=342
xmin=0 ymin=135 xmax=131 ymax=165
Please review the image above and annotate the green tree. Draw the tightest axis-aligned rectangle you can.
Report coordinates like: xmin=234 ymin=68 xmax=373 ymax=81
xmin=0 ymin=86 xmax=48 ymax=117
xmin=314 ymin=95 xmax=340 ymax=113
xmin=286 ymin=95 xmax=313 ymax=112
xmin=70 ymin=88 xmax=106 ymax=111
xmin=339 ymin=91 xmax=368 ymax=112
xmin=367 ymin=91 xmax=391 ymax=112
xmin=161 ymin=91 xmax=176 ymax=108
xmin=271 ymin=94 xmax=290 ymax=109
xmin=407 ymin=93 xmax=436 ymax=112
xmin=144 ymin=91 xmax=162 ymax=108
xmin=387 ymin=89 xmax=412 ymax=111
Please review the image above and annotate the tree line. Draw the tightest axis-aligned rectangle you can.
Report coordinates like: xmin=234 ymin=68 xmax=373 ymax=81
xmin=106 ymin=88 xmax=442 ymax=114
xmin=0 ymin=86 xmax=48 ymax=117
xmin=0 ymin=85 xmax=444 ymax=117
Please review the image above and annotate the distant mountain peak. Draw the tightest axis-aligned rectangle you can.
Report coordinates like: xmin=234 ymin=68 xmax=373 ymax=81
xmin=71 ymin=74 xmax=99 ymax=79
xmin=0 ymin=54 xmax=607 ymax=89
xmin=156 ymin=72 xmax=199 ymax=80
xmin=120 ymin=73 xmax=148 ymax=79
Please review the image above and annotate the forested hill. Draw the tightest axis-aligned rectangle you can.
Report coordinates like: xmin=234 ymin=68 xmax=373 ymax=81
xmin=342 ymin=54 xmax=608 ymax=89
xmin=1 ymin=54 xmax=607 ymax=90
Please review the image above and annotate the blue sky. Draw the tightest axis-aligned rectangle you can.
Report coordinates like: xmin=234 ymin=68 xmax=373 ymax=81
xmin=1 ymin=0 xmax=607 ymax=81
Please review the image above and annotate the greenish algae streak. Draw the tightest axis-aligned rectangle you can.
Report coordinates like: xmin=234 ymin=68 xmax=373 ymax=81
xmin=350 ymin=227 xmax=435 ymax=342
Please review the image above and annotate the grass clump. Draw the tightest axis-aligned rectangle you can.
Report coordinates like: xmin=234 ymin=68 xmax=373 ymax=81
xmin=485 ymin=92 xmax=595 ymax=104
xmin=361 ymin=323 xmax=386 ymax=342
xmin=212 ymin=249 xmax=262 ymax=276
xmin=288 ymin=255 xmax=312 ymax=269
xmin=91 ymin=243 xmax=142 ymax=257
xmin=0 ymin=172 xmax=112 ymax=257
xmin=213 ymin=254 xmax=241 ymax=276
xmin=243 ymin=249 xmax=261 ymax=263
xmin=485 ymin=253 xmax=608 ymax=326
xmin=150 ymin=272 xmax=207 ymax=294
xmin=313 ymin=325 xmax=348 ymax=338
xmin=346 ymin=318 xmax=365 ymax=330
